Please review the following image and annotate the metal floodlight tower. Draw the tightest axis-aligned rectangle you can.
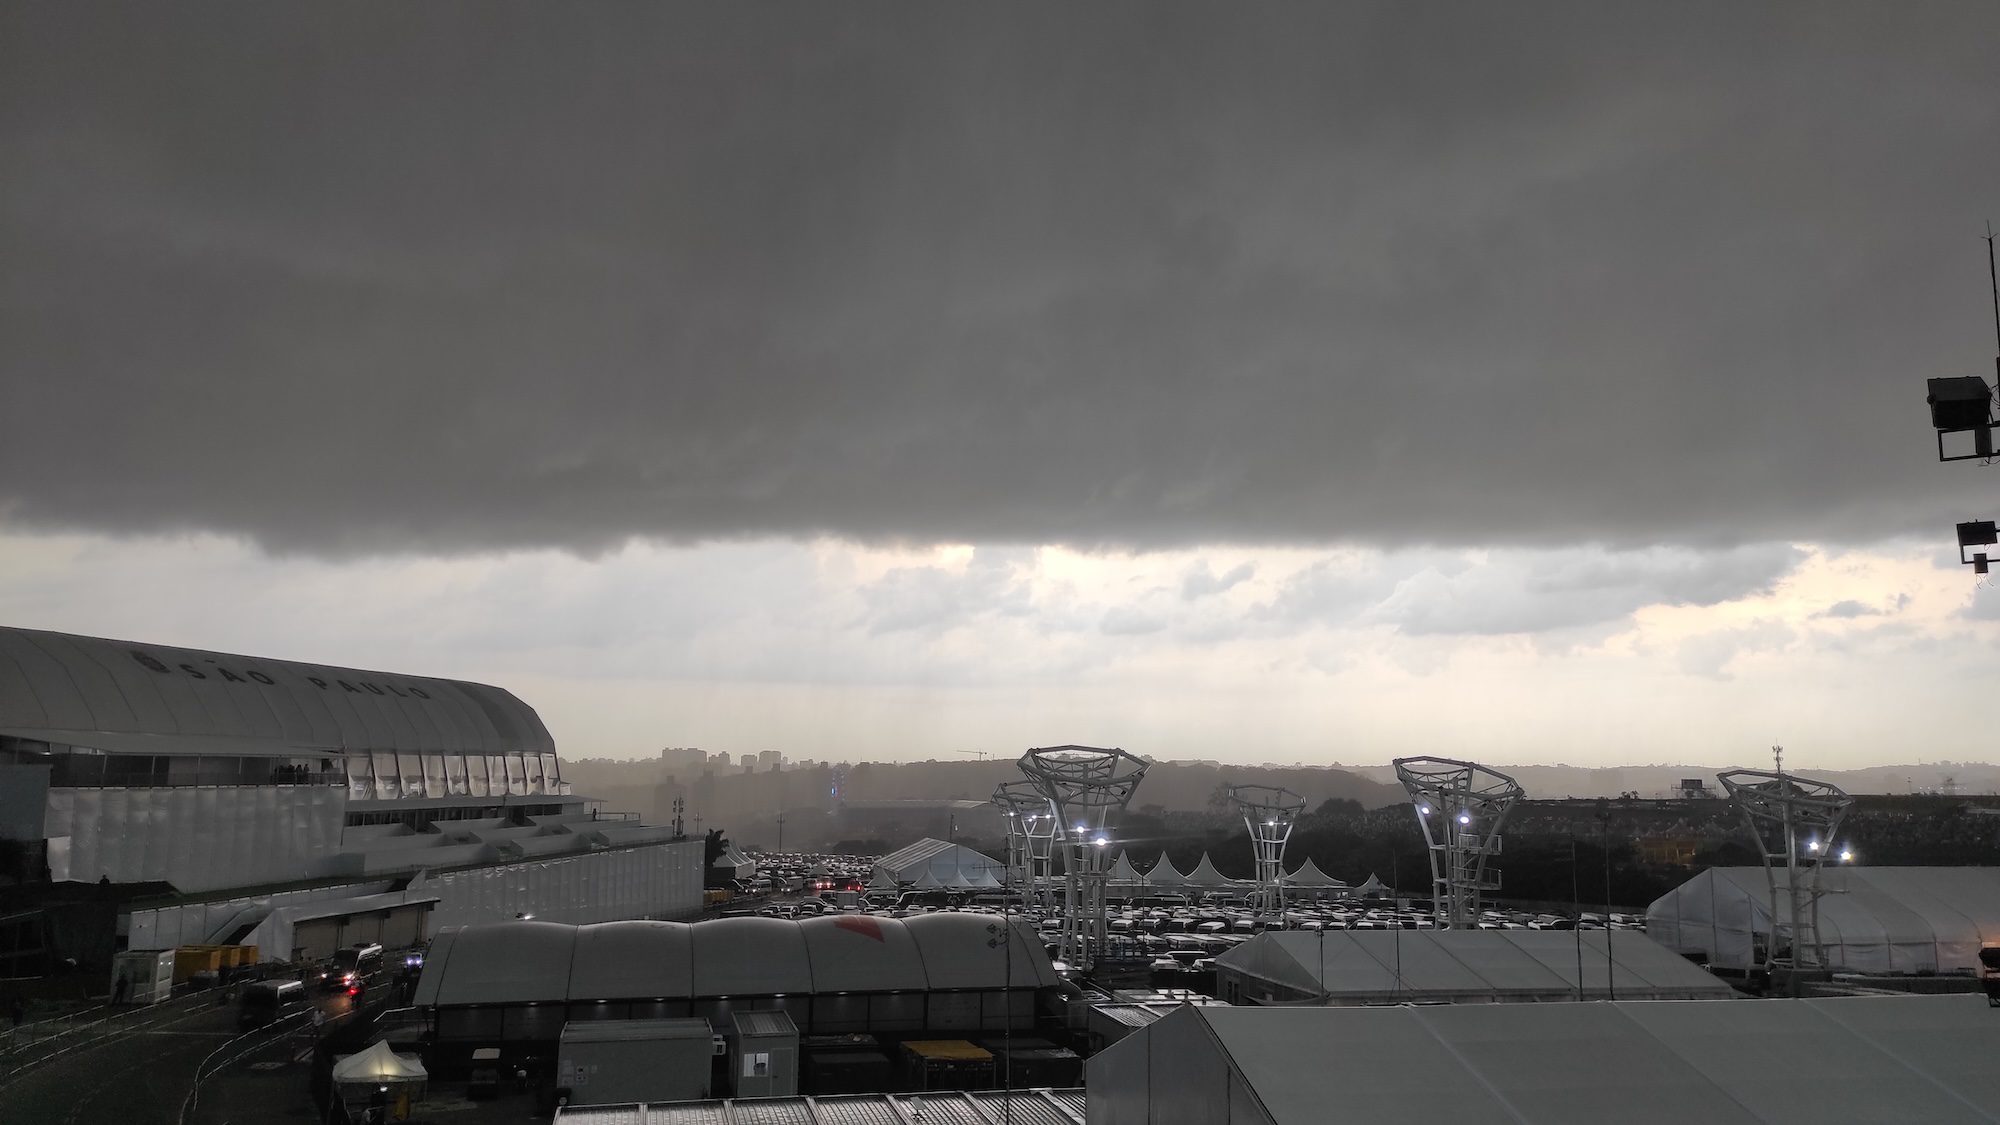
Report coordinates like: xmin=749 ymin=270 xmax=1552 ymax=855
xmin=992 ymin=779 xmax=1059 ymax=912
xmin=1227 ymin=784 xmax=1306 ymax=915
xmin=1394 ymin=756 xmax=1524 ymax=929
xmin=1017 ymin=745 xmax=1148 ymax=971
xmin=1718 ymin=757 xmax=1853 ymax=985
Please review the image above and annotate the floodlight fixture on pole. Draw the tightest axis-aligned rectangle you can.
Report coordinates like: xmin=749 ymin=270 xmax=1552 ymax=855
xmin=1017 ymin=744 xmax=1148 ymax=971
xmin=1955 ymin=520 xmax=1998 ymax=575
xmin=1227 ymin=783 xmax=1306 ymax=916
xmin=1717 ymin=759 xmax=1853 ymax=989
xmin=992 ymin=779 xmax=1059 ymax=913
xmin=1393 ymin=756 xmax=1523 ymax=929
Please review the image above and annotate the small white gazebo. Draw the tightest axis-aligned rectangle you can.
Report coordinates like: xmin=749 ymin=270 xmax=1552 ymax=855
xmin=332 ymin=1041 xmax=428 ymax=1111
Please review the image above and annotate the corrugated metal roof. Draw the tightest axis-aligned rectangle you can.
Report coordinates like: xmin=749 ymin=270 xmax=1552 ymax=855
xmin=731 ymin=1010 xmax=796 ymax=1038
xmin=0 ymin=626 xmax=551 ymax=757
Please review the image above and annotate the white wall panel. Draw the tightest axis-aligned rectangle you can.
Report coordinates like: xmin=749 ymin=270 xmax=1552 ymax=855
xmin=53 ymin=785 xmax=343 ymax=892
xmin=422 ymin=840 xmax=703 ymax=929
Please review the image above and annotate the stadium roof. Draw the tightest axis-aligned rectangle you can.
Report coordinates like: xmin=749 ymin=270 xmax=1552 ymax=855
xmin=414 ymin=913 xmax=1059 ymax=1006
xmin=1649 ymin=866 xmax=2000 ymax=974
xmin=1089 ymin=995 xmax=2000 ymax=1124
xmin=1216 ymin=929 xmax=1736 ymax=1003
xmin=0 ymin=626 xmax=552 ymax=758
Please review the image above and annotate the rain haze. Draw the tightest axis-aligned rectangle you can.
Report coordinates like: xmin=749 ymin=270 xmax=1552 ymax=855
xmin=5 ymin=3 xmax=2000 ymax=769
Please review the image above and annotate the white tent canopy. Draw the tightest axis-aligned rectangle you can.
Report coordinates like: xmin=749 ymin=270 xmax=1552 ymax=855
xmin=1283 ymin=859 xmax=1345 ymax=889
xmin=1105 ymin=851 xmax=1144 ymax=886
xmin=1352 ymin=873 xmax=1389 ymax=897
xmin=332 ymin=1040 xmax=428 ymax=1087
xmin=1144 ymin=855 xmax=1188 ymax=888
xmin=1648 ymin=866 xmax=2000 ymax=974
xmin=1088 ymin=995 xmax=2000 ymax=1124
xmin=1183 ymin=853 xmax=1238 ymax=889
xmin=872 ymin=838 xmax=1006 ymax=889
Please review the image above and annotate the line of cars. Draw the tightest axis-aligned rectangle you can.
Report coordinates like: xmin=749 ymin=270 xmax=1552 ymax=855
xmin=237 ymin=942 xmax=425 ymax=1030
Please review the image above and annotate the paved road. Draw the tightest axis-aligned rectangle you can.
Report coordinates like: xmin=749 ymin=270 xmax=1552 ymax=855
xmin=0 ymin=997 xmax=240 ymax=1125
xmin=0 ymin=988 xmax=356 ymax=1125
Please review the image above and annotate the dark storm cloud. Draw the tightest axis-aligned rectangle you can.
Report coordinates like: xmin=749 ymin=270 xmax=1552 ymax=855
xmin=4 ymin=3 xmax=1999 ymax=556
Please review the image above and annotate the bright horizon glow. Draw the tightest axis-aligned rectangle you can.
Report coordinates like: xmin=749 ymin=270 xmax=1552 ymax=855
xmin=4 ymin=528 xmax=1999 ymax=772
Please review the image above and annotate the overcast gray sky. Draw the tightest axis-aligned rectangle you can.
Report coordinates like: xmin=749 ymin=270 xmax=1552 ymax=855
xmin=4 ymin=5 xmax=1999 ymax=769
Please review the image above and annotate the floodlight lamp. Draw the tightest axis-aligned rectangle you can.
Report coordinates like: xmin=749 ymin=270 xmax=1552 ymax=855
xmin=1978 ymin=555 xmax=1992 ymax=576
xmin=1419 ymin=805 xmax=1431 ymax=815
xmin=1094 ymin=836 xmax=1108 ymax=847
xmin=1958 ymin=521 xmax=1999 ymax=549
xmin=1457 ymin=812 xmax=1471 ymax=825
xmin=1841 ymin=848 xmax=1855 ymax=863
xmin=1807 ymin=839 xmax=1819 ymax=852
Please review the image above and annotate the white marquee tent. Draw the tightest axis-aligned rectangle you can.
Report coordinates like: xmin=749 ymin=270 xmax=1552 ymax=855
xmin=1105 ymin=851 xmax=1146 ymax=898
xmin=870 ymin=838 xmax=1004 ymax=890
xmin=1144 ymin=855 xmax=1188 ymax=889
xmin=1088 ymin=995 xmax=2000 ymax=1124
xmin=1281 ymin=859 xmax=1346 ymax=896
xmin=1183 ymin=853 xmax=1239 ymax=891
xmin=1647 ymin=866 xmax=2000 ymax=974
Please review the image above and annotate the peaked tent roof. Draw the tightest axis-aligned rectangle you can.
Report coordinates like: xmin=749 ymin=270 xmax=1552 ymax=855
xmin=332 ymin=1041 xmax=428 ymax=1084
xmin=1184 ymin=853 xmax=1238 ymax=888
xmin=1105 ymin=851 xmax=1144 ymax=885
xmin=1144 ymin=854 xmax=1188 ymax=886
xmin=1285 ymin=858 xmax=1346 ymax=888
xmin=1354 ymin=873 xmax=1389 ymax=895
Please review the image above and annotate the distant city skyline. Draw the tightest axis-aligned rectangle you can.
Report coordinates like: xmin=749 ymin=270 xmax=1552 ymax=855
xmin=5 ymin=6 xmax=2000 ymax=772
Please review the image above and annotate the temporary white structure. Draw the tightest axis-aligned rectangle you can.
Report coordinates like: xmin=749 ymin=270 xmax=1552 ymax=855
xmin=332 ymin=1041 xmax=428 ymax=1102
xmin=1144 ymin=854 xmax=1189 ymax=889
xmin=1281 ymin=859 xmax=1346 ymax=897
xmin=871 ymin=839 xmax=1006 ymax=889
xmin=1104 ymin=851 xmax=1146 ymax=898
xmin=1647 ymin=866 xmax=2000 ymax=974
xmin=1213 ymin=929 xmax=1734 ymax=1005
xmin=1087 ymin=995 xmax=2000 ymax=1124
xmin=1183 ymin=853 xmax=1238 ymax=891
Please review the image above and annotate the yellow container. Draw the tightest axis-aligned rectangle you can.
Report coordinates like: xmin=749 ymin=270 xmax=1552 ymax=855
xmin=172 ymin=946 xmax=225 ymax=983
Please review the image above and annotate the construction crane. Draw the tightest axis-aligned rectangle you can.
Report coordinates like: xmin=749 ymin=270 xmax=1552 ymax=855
xmin=951 ymin=749 xmax=991 ymax=761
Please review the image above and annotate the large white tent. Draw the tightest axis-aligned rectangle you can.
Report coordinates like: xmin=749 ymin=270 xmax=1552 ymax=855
xmin=1183 ymin=853 xmax=1239 ymax=891
xmin=1214 ymin=929 xmax=1734 ymax=1005
xmin=332 ymin=1041 xmax=428 ymax=1103
xmin=1088 ymin=995 xmax=2000 ymax=1124
xmin=871 ymin=838 xmax=1005 ymax=889
xmin=1281 ymin=859 xmax=1346 ymax=897
xmin=1648 ymin=866 xmax=2000 ymax=974
xmin=1105 ymin=851 xmax=1146 ymax=898
xmin=1143 ymin=854 xmax=1188 ymax=889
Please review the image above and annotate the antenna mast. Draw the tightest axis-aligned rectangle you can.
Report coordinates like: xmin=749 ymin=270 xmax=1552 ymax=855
xmin=1986 ymin=222 xmax=1999 ymax=379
